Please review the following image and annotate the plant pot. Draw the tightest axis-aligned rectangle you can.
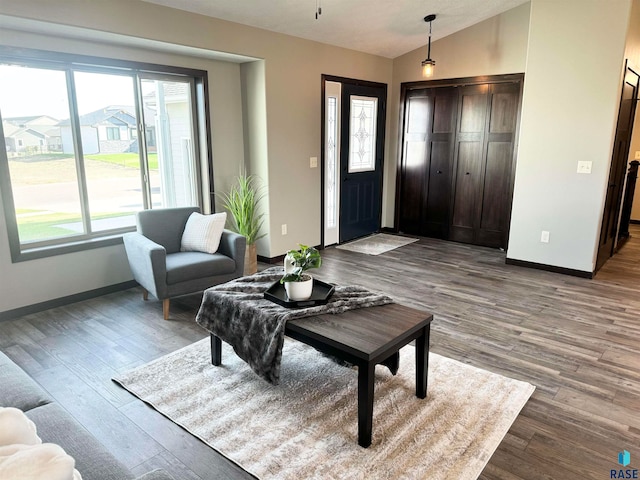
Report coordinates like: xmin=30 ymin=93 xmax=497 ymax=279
xmin=284 ymin=274 xmax=313 ymax=301
xmin=244 ymin=243 xmax=257 ymax=276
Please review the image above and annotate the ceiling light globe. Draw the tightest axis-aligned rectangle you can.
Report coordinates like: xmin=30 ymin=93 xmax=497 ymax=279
xmin=422 ymin=59 xmax=435 ymax=78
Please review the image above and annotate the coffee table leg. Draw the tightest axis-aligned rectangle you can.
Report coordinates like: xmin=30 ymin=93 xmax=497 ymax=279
xmin=380 ymin=351 xmax=400 ymax=375
xmin=357 ymin=362 xmax=375 ymax=448
xmin=415 ymin=324 xmax=430 ymax=398
xmin=211 ymin=334 xmax=222 ymax=366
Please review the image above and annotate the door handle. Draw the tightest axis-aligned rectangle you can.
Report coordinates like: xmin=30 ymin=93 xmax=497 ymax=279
xmin=465 ymin=172 xmax=470 ymax=175
xmin=436 ymin=170 xmax=442 ymax=174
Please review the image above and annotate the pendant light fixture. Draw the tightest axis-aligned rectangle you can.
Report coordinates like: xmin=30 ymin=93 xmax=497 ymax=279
xmin=421 ymin=14 xmax=437 ymax=78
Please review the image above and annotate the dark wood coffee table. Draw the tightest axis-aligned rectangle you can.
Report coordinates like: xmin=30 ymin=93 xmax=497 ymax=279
xmin=210 ymin=303 xmax=433 ymax=448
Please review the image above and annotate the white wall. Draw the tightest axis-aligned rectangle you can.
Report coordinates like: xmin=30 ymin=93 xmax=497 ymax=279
xmin=507 ymin=0 xmax=632 ymax=272
xmin=239 ymin=60 xmax=271 ymax=255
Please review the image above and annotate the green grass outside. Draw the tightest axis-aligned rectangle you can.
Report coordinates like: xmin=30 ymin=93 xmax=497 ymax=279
xmin=17 ymin=210 xmax=135 ymax=243
xmin=12 ymin=152 xmax=158 ymax=170
xmin=85 ymin=153 xmax=158 ymax=170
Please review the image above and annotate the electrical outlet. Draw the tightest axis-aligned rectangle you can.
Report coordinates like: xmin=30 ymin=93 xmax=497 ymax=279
xmin=310 ymin=156 xmax=318 ymax=168
xmin=281 ymin=224 xmax=287 ymax=236
xmin=577 ymin=161 xmax=592 ymax=174
xmin=541 ymin=231 xmax=550 ymax=243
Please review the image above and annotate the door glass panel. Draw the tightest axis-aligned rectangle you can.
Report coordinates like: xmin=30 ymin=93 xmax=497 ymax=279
xmin=348 ymin=95 xmax=377 ymax=173
xmin=0 ymin=65 xmax=84 ymax=243
xmin=326 ymin=96 xmax=338 ymax=228
xmin=141 ymin=79 xmax=198 ymax=208
xmin=74 ymin=71 xmax=143 ymax=232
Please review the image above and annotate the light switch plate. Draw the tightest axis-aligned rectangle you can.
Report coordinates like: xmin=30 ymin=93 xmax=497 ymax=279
xmin=635 ymin=151 xmax=640 ymax=160
xmin=577 ymin=161 xmax=592 ymax=174
xmin=310 ymin=157 xmax=318 ymax=168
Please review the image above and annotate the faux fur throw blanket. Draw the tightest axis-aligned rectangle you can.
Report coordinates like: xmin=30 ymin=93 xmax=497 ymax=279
xmin=195 ymin=267 xmax=393 ymax=385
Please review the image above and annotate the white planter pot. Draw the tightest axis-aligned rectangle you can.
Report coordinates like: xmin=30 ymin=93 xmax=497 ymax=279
xmin=284 ymin=275 xmax=313 ymax=301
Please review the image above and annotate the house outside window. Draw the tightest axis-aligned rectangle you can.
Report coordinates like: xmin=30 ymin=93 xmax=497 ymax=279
xmin=0 ymin=48 xmax=211 ymax=262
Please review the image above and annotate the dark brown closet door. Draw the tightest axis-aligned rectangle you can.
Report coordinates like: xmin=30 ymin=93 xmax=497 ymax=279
xmin=398 ymin=89 xmax=430 ymax=234
xmin=450 ymin=85 xmax=488 ymax=244
xmin=449 ymin=82 xmax=519 ymax=248
xmin=478 ymin=82 xmax=520 ymax=248
xmin=424 ymin=88 xmax=457 ymax=238
xmin=397 ymin=75 xmax=522 ymax=250
xmin=399 ymin=87 xmax=457 ymax=237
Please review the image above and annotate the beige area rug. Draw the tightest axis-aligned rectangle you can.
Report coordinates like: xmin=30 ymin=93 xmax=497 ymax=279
xmin=113 ymin=339 xmax=534 ymax=480
xmin=335 ymin=233 xmax=419 ymax=255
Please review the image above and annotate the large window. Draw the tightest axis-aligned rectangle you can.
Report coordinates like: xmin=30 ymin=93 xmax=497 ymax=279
xmin=0 ymin=49 xmax=210 ymax=261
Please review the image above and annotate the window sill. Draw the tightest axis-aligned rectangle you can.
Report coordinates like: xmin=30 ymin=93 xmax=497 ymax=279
xmin=11 ymin=234 xmax=127 ymax=263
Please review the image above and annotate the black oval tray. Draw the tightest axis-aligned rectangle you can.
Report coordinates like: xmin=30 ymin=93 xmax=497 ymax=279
xmin=264 ymin=279 xmax=335 ymax=308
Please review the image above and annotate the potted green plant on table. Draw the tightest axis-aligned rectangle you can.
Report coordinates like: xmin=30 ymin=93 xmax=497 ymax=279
xmin=220 ymin=172 xmax=266 ymax=275
xmin=280 ymin=244 xmax=322 ymax=301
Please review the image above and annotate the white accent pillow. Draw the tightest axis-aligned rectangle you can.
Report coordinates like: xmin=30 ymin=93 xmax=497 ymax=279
xmin=180 ymin=212 xmax=227 ymax=254
xmin=0 ymin=407 xmax=82 ymax=480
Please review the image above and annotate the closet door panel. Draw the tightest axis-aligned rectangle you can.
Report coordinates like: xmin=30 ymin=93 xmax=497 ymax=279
xmin=451 ymin=141 xmax=482 ymax=243
xmin=400 ymin=141 xmax=427 ymax=230
xmin=460 ymin=93 xmax=487 ymax=133
xmin=399 ymin=93 xmax=430 ymax=234
xmin=450 ymin=85 xmax=487 ymax=244
xmin=479 ymin=142 xmax=511 ymax=246
xmin=424 ymin=89 xmax=457 ymax=237
xmin=478 ymin=82 xmax=520 ymax=247
xmin=425 ymin=140 xmax=453 ymax=236
xmin=489 ymin=91 xmax=518 ymax=133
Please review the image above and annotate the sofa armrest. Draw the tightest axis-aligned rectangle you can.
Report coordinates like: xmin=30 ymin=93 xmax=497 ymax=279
xmin=123 ymin=232 xmax=168 ymax=299
xmin=135 ymin=469 xmax=176 ymax=480
xmin=218 ymin=230 xmax=247 ymax=277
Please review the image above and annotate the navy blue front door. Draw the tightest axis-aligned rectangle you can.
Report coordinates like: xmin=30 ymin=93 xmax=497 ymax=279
xmin=339 ymin=83 xmax=386 ymax=243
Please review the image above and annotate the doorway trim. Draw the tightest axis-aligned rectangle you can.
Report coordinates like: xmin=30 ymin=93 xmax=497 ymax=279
xmin=595 ymin=62 xmax=640 ymax=272
xmin=320 ymin=75 xmax=388 ymax=248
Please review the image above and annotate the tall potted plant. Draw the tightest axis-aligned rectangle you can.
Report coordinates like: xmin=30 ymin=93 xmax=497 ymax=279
xmin=220 ymin=172 xmax=266 ymax=275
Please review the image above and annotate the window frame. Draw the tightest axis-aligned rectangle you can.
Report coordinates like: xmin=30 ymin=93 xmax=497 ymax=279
xmin=0 ymin=46 xmax=213 ymax=263
xmin=106 ymin=126 xmax=121 ymax=140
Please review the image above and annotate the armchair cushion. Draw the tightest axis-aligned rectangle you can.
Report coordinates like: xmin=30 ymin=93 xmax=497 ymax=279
xmin=137 ymin=207 xmax=199 ymax=254
xmin=180 ymin=212 xmax=227 ymax=254
xmin=165 ymin=252 xmax=236 ymax=285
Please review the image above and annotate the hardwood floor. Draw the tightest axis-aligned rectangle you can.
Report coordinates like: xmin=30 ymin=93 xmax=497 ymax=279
xmin=1 ymin=226 xmax=639 ymax=479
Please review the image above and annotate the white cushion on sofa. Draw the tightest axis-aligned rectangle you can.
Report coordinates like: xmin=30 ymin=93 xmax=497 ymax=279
xmin=0 ymin=407 xmax=40 ymax=446
xmin=0 ymin=443 xmax=82 ymax=480
xmin=0 ymin=407 xmax=82 ymax=480
xmin=180 ymin=212 xmax=227 ymax=254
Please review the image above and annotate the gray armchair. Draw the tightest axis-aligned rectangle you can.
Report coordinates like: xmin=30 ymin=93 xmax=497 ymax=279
xmin=123 ymin=207 xmax=246 ymax=320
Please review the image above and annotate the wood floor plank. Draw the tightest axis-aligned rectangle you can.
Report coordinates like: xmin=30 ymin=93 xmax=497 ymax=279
xmin=31 ymin=363 xmax=165 ymax=469
xmin=120 ymin=400 xmax=255 ymax=480
xmin=130 ymin=450 xmax=205 ymax=480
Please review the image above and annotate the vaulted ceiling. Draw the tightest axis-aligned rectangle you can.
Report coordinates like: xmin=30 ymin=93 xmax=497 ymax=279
xmin=141 ymin=0 xmax=530 ymax=58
